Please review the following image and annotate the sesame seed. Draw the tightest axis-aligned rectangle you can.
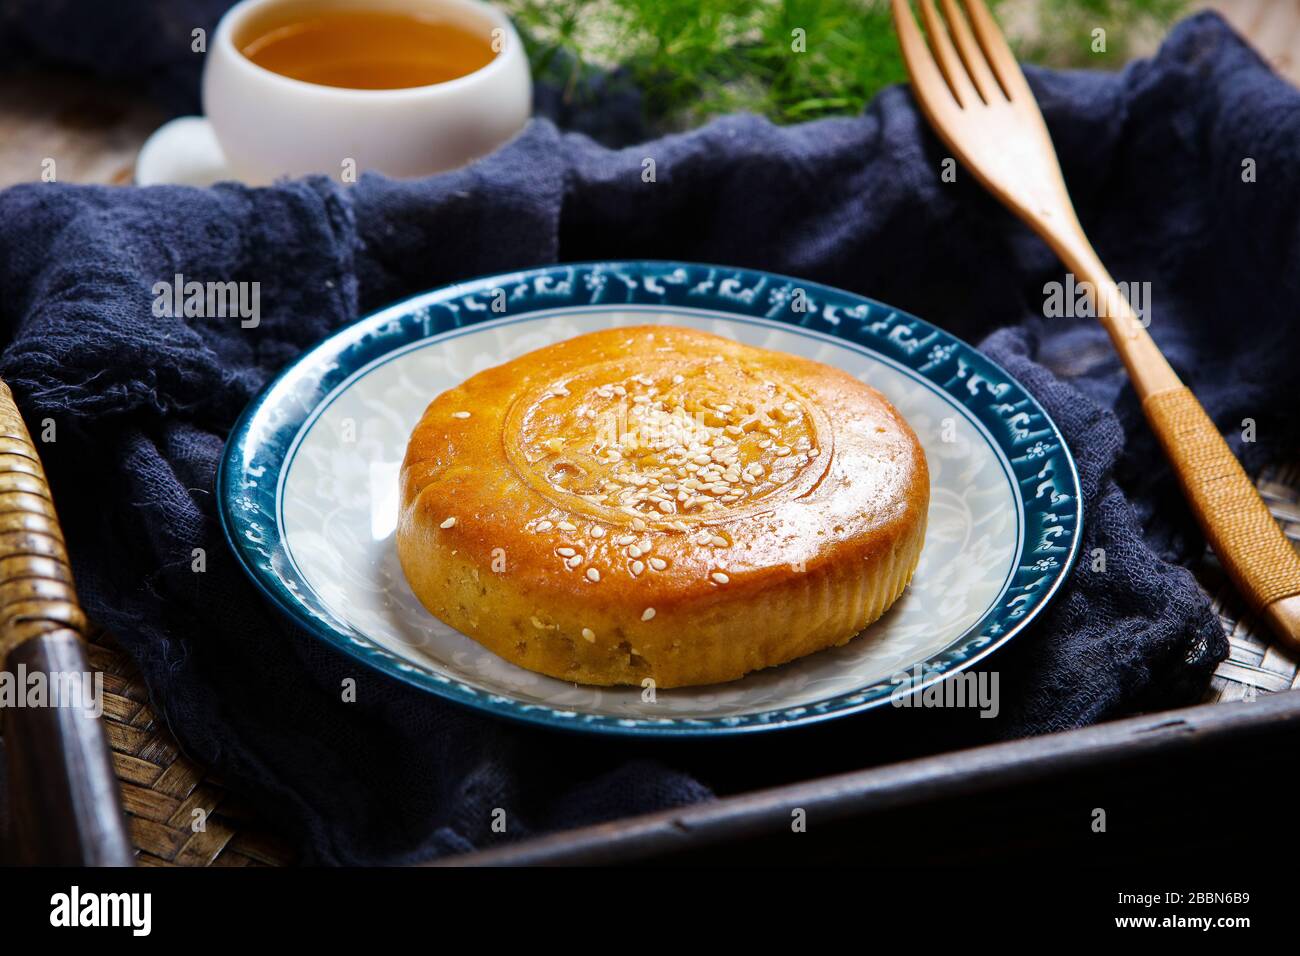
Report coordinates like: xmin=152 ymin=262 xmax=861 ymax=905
xmin=641 ymin=608 xmax=656 ymax=621
xmin=632 ymin=517 xmax=647 ymax=531
xmin=582 ymin=627 xmax=596 ymax=643
xmin=616 ymin=534 xmax=637 ymax=545
xmin=557 ymin=521 xmax=577 ymax=532
xmin=627 ymin=545 xmax=642 ymax=558
xmin=557 ymin=547 xmax=576 ymax=557
xmin=452 ymin=411 xmax=471 ymax=419
xmin=535 ymin=520 xmax=553 ymax=532
xmin=567 ymin=555 xmax=583 ymax=568
xmin=631 ymin=560 xmax=645 ymax=575
xmin=586 ymin=568 xmax=601 ymax=582
xmin=440 ymin=517 xmax=457 ymax=529
xmin=649 ymin=557 xmax=667 ymax=571
xmin=710 ymin=535 xmax=728 ymax=547
xmin=711 ymin=571 xmax=730 ymax=585
xmin=590 ymin=526 xmax=606 ymax=538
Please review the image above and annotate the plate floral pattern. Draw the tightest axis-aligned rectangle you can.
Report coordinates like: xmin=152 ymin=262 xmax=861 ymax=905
xmin=218 ymin=262 xmax=1082 ymax=736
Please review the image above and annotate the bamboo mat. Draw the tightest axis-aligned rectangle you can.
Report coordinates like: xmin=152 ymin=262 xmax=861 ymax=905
xmin=72 ymin=461 xmax=1298 ymax=866
xmin=86 ymin=627 xmax=296 ymax=866
xmin=1203 ymin=462 xmax=1300 ymax=701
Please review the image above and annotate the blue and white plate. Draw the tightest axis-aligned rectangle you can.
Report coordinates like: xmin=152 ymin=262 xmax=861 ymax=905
xmin=218 ymin=261 xmax=1082 ymax=736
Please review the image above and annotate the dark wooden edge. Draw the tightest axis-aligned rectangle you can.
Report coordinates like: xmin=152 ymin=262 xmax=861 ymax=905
xmin=4 ymin=631 xmax=134 ymax=866
xmin=436 ymin=689 xmax=1300 ymax=866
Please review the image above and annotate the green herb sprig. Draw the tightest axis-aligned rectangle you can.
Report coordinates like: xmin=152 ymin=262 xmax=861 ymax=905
xmin=505 ymin=0 xmax=1185 ymax=130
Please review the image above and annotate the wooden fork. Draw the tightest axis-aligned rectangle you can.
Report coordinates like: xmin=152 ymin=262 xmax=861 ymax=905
xmin=892 ymin=0 xmax=1300 ymax=650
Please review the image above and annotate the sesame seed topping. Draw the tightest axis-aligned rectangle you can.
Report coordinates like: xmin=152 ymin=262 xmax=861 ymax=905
xmin=586 ymin=568 xmax=601 ymax=582
xmin=648 ymin=557 xmax=667 ymax=571
xmin=711 ymin=571 xmax=730 ymax=585
xmin=440 ymin=517 xmax=457 ymax=529
xmin=567 ymin=555 xmax=583 ymax=568
xmin=557 ymin=547 xmax=576 ymax=557
xmin=710 ymin=535 xmax=728 ymax=547
xmin=581 ymin=627 xmax=596 ymax=642
xmin=590 ymin=526 xmax=606 ymax=538
xmin=641 ymin=608 xmax=656 ymax=621
xmin=631 ymin=560 xmax=645 ymax=575
xmin=616 ymin=534 xmax=637 ymax=545
xmin=521 ymin=363 xmax=822 ymax=524
xmin=535 ymin=520 xmax=553 ymax=532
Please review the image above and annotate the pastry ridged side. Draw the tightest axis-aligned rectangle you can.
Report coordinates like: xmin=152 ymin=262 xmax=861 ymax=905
xmin=671 ymin=509 xmax=928 ymax=685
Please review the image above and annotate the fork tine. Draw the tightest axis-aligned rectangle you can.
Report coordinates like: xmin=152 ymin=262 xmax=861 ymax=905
xmin=890 ymin=0 xmax=961 ymax=118
xmin=939 ymin=0 xmax=1004 ymax=103
xmin=961 ymin=0 xmax=1034 ymax=101
xmin=918 ymin=0 xmax=978 ymax=108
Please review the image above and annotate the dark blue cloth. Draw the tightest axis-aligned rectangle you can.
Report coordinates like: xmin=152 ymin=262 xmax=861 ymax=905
xmin=3 ymin=12 xmax=1288 ymax=863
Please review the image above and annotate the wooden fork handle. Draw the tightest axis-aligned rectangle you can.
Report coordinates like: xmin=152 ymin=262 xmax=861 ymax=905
xmin=1143 ymin=387 xmax=1300 ymax=644
xmin=0 ymin=381 xmax=134 ymax=865
xmin=1052 ymin=243 xmax=1300 ymax=650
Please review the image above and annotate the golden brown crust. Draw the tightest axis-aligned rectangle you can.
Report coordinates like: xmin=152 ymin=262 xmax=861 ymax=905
xmin=397 ymin=325 xmax=928 ymax=688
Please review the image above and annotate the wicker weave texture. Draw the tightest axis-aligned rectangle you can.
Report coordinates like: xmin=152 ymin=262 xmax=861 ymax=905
xmin=1145 ymin=388 xmax=1300 ymax=609
xmin=84 ymin=628 xmax=295 ymax=867
xmin=42 ymin=459 xmax=1300 ymax=866
xmin=1204 ymin=462 xmax=1300 ymax=701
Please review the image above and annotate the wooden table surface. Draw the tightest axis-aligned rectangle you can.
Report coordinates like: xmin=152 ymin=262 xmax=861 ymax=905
xmin=0 ymin=2 xmax=1297 ymax=866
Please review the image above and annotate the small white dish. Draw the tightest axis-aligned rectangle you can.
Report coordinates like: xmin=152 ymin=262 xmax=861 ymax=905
xmin=136 ymin=116 xmax=237 ymax=187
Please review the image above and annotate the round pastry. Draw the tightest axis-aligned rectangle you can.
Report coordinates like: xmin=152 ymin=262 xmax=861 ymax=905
xmin=397 ymin=325 xmax=928 ymax=689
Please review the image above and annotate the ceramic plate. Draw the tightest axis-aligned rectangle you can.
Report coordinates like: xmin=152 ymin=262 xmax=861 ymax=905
xmin=218 ymin=261 xmax=1082 ymax=736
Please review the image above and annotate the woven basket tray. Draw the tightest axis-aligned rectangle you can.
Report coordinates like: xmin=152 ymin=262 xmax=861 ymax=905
xmin=42 ymin=463 xmax=1288 ymax=865
xmin=2 ymin=7 xmax=1299 ymax=866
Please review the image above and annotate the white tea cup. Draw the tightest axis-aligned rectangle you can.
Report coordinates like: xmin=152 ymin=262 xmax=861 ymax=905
xmin=202 ymin=0 xmax=532 ymax=183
